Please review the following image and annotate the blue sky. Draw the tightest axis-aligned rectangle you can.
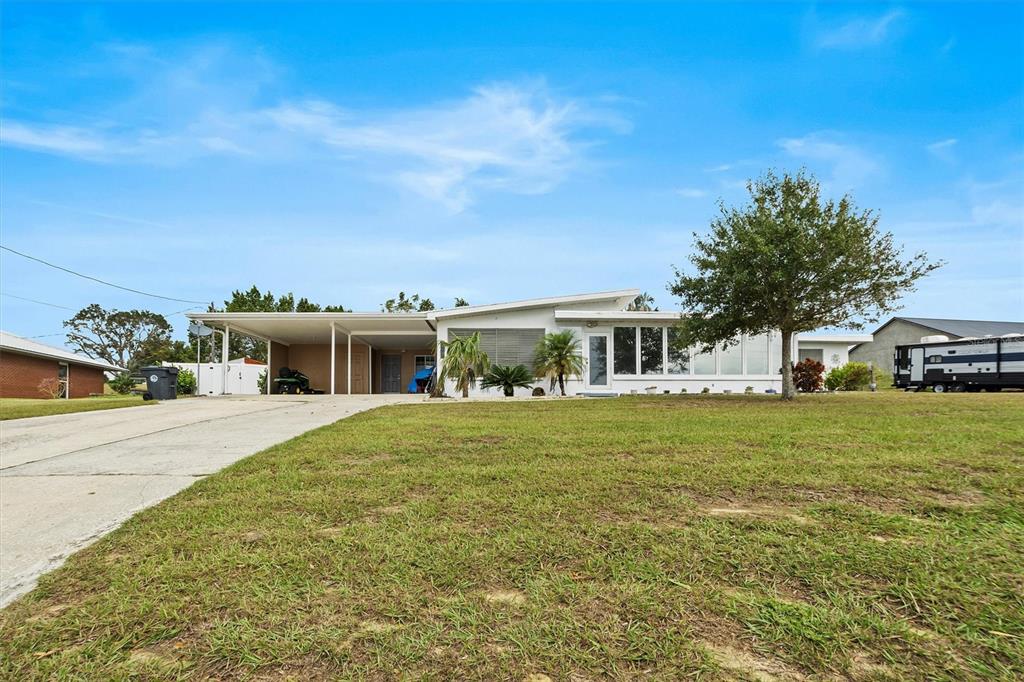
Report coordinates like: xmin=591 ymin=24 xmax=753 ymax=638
xmin=2 ymin=2 xmax=1022 ymax=344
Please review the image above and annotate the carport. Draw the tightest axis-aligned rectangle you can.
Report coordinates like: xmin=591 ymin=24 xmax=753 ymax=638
xmin=187 ymin=312 xmax=438 ymax=395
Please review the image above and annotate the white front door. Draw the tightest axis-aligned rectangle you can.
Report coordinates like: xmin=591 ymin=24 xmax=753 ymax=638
xmin=910 ymin=347 xmax=924 ymax=382
xmin=585 ymin=333 xmax=610 ymax=389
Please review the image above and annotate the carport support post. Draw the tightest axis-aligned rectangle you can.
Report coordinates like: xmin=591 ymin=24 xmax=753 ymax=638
xmin=221 ymin=325 xmax=230 ymax=395
xmin=330 ymin=324 xmax=336 ymax=395
xmin=347 ymin=332 xmax=352 ymax=395
xmin=368 ymin=344 xmax=373 ymax=395
xmin=266 ymin=339 xmax=272 ymax=395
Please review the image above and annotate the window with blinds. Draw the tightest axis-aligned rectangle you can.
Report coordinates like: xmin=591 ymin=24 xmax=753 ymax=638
xmin=448 ymin=328 xmax=545 ymax=367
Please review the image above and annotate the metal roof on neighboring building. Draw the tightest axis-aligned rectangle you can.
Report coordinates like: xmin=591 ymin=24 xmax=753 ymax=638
xmin=886 ymin=317 xmax=1024 ymax=338
xmin=0 ymin=330 xmax=126 ymax=372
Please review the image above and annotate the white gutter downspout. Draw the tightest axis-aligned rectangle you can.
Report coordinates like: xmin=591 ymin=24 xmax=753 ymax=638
xmin=347 ymin=332 xmax=352 ymax=395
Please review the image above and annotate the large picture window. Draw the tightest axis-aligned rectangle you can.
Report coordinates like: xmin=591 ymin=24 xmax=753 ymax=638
xmin=614 ymin=327 xmax=637 ymax=375
xmin=667 ymin=327 xmax=689 ymax=374
xmin=640 ymin=327 xmax=664 ymax=375
xmin=720 ymin=341 xmax=743 ymax=374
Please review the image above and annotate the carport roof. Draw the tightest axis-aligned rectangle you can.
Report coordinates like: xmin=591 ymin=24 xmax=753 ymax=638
xmin=186 ymin=312 xmax=436 ymax=346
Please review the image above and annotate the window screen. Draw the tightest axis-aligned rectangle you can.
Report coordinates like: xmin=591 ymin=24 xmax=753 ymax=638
xmin=640 ymin=327 xmax=664 ymax=374
xmin=448 ymin=328 xmax=544 ymax=367
xmin=614 ymin=327 xmax=637 ymax=374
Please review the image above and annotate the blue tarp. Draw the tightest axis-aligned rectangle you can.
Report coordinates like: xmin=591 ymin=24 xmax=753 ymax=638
xmin=408 ymin=366 xmax=434 ymax=393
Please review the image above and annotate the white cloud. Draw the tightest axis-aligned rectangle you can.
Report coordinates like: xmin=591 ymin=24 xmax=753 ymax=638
xmin=675 ymin=187 xmax=708 ymax=199
xmin=1 ymin=45 xmax=626 ymax=212
xmin=776 ymin=132 xmax=881 ymax=190
xmin=261 ymin=83 xmax=625 ymax=211
xmin=0 ymin=121 xmax=110 ymax=156
xmin=814 ymin=10 xmax=904 ymax=50
xmin=926 ymin=138 xmax=958 ymax=162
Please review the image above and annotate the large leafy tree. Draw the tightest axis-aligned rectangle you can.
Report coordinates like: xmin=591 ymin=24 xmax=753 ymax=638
xmin=534 ymin=330 xmax=584 ymax=396
xmin=438 ymin=332 xmax=490 ymax=398
xmin=64 ymin=304 xmax=173 ymax=370
xmin=669 ymin=170 xmax=941 ymax=400
xmin=381 ymin=292 xmax=435 ymax=312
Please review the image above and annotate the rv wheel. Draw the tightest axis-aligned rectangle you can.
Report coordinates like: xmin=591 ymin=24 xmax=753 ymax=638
xmin=933 ymin=383 xmax=946 ymax=393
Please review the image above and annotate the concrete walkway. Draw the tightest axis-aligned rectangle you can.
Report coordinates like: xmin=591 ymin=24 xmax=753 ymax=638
xmin=0 ymin=395 xmax=418 ymax=606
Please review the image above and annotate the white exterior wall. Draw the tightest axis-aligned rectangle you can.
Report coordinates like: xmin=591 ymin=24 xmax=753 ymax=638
xmin=795 ymin=341 xmax=852 ymax=372
xmin=435 ymin=304 xmax=794 ymax=397
xmin=166 ymin=360 xmax=265 ymax=395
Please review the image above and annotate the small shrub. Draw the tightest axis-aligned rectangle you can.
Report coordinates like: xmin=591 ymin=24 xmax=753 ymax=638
xmin=701 ymin=387 xmax=710 ymax=394
xmin=744 ymin=385 xmax=754 ymax=394
xmin=480 ymin=364 xmax=533 ymax=397
xmin=824 ymin=362 xmax=872 ymax=391
xmin=176 ymin=368 xmax=197 ymax=395
xmin=531 ymin=386 xmax=545 ymax=397
xmin=109 ymin=372 xmax=136 ymax=395
xmin=257 ymin=369 xmax=267 ymax=394
xmin=38 ymin=377 xmax=64 ymax=399
xmin=793 ymin=358 xmax=826 ymax=392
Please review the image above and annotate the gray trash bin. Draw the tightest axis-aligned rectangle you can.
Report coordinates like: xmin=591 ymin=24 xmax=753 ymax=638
xmin=140 ymin=366 xmax=179 ymax=401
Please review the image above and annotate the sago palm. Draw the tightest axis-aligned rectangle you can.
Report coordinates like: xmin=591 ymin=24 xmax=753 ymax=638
xmin=480 ymin=364 xmax=534 ymax=397
xmin=534 ymin=330 xmax=584 ymax=396
xmin=438 ymin=332 xmax=490 ymax=398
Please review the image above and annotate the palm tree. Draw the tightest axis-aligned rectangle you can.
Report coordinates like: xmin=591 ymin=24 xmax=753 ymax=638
xmin=534 ymin=330 xmax=584 ymax=396
xmin=627 ymin=292 xmax=658 ymax=311
xmin=438 ymin=332 xmax=490 ymax=398
xmin=481 ymin=364 xmax=534 ymax=397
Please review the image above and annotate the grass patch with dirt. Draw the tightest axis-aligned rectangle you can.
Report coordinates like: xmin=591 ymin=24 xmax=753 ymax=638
xmin=1 ymin=392 xmax=1021 ymax=680
xmin=0 ymin=394 xmax=149 ymax=421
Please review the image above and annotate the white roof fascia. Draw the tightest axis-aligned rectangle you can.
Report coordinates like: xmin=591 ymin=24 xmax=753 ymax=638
xmin=797 ymin=334 xmax=874 ymax=344
xmin=433 ymin=289 xmax=641 ymax=320
xmin=554 ymin=310 xmax=683 ymax=322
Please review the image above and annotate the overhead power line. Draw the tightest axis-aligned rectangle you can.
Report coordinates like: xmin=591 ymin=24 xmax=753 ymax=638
xmin=1 ymin=292 xmax=77 ymax=311
xmin=1 ymin=244 xmax=208 ymax=305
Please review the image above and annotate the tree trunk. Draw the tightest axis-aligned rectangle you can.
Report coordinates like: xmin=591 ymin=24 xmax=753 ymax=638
xmin=558 ymin=372 xmax=566 ymax=396
xmin=462 ymin=382 xmax=469 ymax=399
xmin=780 ymin=330 xmax=796 ymax=400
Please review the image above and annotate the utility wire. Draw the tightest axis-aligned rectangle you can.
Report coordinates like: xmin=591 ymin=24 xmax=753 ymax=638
xmin=0 ymin=292 xmax=77 ymax=310
xmin=1 ymin=244 xmax=208 ymax=305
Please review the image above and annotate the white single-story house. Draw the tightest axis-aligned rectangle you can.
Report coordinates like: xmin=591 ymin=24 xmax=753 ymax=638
xmin=186 ymin=289 xmax=871 ymax=397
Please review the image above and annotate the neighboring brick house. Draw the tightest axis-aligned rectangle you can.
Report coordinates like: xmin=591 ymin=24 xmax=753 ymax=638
xmin=0 ymin=331 xmax=125 ymax=399
xmin=850 ymin=317 xmax=1024 ymax=372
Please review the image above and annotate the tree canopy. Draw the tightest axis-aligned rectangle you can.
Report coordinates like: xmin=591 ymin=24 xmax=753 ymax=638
xmin=381 ymin=292 xmax=435 ymax=312
xmin=64 ymin=304 xmax=174 ymax=370
xmin=669 ymin=170 xmax=942 ymax=399
xmin=199 ymin=286 xmax=349 ymax=362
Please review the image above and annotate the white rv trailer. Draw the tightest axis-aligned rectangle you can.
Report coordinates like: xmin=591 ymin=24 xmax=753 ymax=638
xmin=893 ymin=334 xmax=1024 ymax=392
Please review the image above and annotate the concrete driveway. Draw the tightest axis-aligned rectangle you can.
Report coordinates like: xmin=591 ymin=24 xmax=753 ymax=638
xmin=0 ymin=395 xmax=418 ymax=607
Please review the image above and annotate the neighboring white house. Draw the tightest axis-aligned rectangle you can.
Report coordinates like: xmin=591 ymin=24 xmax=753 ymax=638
xmin=186 ymin=289 xmax=871 ymax=397
xmin=164 ymin=357 xmax=266 ymax=396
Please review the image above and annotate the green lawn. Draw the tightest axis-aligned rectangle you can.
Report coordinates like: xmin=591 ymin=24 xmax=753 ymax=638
xmin=1 ymin=393 xmax=1022 ymax=680
xmin=0 ymin=394 xmax=150 ymax=421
